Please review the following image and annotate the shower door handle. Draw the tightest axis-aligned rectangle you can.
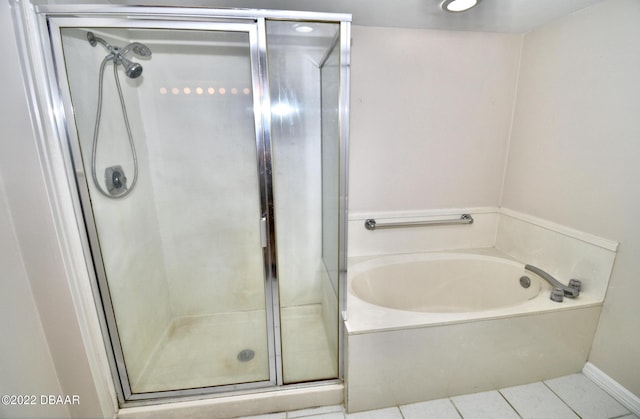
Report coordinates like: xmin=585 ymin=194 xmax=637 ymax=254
xmin=260 ymin=216 xmax=268 ymax=248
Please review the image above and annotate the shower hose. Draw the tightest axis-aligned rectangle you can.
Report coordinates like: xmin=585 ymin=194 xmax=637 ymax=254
xmin=91 ymin=55 xmax=139 ymax=199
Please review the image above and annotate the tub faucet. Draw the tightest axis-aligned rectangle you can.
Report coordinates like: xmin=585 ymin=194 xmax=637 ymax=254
xmin=524 ymin=264 xmax=581 ymax=300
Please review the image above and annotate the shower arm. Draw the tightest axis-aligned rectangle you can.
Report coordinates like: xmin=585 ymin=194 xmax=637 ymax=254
xmin=524 ymin=264 xmax=581 ymax=298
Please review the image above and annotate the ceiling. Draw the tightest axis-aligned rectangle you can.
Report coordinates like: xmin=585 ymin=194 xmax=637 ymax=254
xmin=137 ymin=0 xmax=608 ymax=33
xmin=40 ymin=0 xmax=608 ymax=33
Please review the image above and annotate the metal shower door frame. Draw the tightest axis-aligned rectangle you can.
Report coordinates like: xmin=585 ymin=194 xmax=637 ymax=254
xmin=16 ymin=3 xmax=350 ymax=407
xmin=44 ymin=15 xmax=281 ymax=403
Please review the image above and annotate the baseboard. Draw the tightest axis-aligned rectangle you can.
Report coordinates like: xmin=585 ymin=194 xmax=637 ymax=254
xmin=583 ymin=362 xmax=640 ymax=416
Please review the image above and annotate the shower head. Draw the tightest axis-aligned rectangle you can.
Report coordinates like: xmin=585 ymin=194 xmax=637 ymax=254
xmin=116 ymin=55 xmax=144 ymax=79
xmin=87 ymin=31 xmax=151 ymax=79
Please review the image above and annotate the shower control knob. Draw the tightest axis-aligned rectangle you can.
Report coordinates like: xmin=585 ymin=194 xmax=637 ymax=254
xmin=550 ymin=288 xmax=564 ymax=303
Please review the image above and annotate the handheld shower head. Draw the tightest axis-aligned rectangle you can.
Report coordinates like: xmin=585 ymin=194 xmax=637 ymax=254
xmin=117 ymin=55 xmax=144 ymax=79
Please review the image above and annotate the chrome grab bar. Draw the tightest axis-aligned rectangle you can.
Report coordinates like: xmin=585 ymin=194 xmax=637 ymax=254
xmin=524 ymin=264 xmax=581 ymax=299
xmin=364 ymin=214 xmax=473 ymax=231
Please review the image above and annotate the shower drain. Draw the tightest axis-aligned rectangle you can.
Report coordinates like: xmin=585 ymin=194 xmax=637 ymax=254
xmin=237 ymin=349 xmax=255 ymax=362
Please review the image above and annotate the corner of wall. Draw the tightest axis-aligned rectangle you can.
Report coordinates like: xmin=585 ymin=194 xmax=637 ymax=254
xmin=497 ymin=32 xmax=525 ymax=209
xmin=4 ymin=2 xmax=118 ymax=417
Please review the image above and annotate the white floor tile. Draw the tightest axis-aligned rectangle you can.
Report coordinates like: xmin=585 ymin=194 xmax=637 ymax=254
xmin=545 ymin=374 xmax=630 ymax=419
xmin=287 ymin=405 xmax=344 ymax=418
xmin=400 ymin=398 xmax=461 ymax=419
xmin=242 ymin=413 xmax=287 ymax=419
xmin=500 ymin=381 xmax=579 ymax=419
xmin=451 ymin=390 xmax=520 ymax=419
xmin=297 ymin=413 xmax=344 ymax=419
xmin=345 ymin=407 xmax=403 ymax=419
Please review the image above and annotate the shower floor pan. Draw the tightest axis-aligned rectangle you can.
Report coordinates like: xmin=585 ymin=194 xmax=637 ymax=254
xmin=133 ymin=304 xmax=337 ymax=393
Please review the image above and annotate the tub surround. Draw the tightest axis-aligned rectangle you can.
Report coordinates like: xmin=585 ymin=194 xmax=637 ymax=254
xmin=349 ymin=207 xmax=616 ymax=280
xmin=496 ymin=208 xmax=617 ymax=303
xmin=349 ymin=207 xmax=499 ymax=258
xmin=346 ymin=306 xmax=601 ymax=412
xmin=345 ymin=207 xmax=617 ymax=412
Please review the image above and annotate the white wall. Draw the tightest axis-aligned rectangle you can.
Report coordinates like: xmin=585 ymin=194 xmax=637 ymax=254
xmin=1 ymin=3 xmax=113 ymax=418
xmin=502 ymin=0 xmax=640 ymax=397
xmin=349 ymin=26 xmax=522 ymax=213
xmin=61 ymin=28 xmax=174 ymax=386
xmin=0 ymin=176 xmax=69 ymax=419
xmin=138 ymin=39 xmax=267 ymax=317
xmin=268 ymin=42 xmax=324 ymax=307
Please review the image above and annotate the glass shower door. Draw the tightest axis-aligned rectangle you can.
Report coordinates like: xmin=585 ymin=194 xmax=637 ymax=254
xmin=266 ymin=20 xmax=342 ymax=384
xmin=55 ymin=21 xmax=274 ymax=397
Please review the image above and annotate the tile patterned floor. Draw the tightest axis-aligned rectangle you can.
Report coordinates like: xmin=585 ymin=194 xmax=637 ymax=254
xmin=240 ymin=373 xmax=637 ymax=419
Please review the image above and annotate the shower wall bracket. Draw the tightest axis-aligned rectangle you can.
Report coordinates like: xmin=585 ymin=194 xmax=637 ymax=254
xmin=105 ymin=165 xmax=128 ymax=196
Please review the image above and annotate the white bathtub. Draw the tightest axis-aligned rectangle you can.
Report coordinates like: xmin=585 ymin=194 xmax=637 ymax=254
xmin=345 ymin=250 xmax=603 ymax=412
xmin=350 ymin=253 xmax=542 ymax=313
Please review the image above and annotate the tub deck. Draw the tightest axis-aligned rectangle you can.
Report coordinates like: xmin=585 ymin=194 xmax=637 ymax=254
xmin=345 ymin=248 xmax=601 ymax=335
xmin=345 ymin=248 xmax=604 ymax=412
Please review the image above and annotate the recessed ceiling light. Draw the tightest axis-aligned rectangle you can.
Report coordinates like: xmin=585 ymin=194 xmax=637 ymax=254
xmin=441 ymin=0 xmax=480 ymax=12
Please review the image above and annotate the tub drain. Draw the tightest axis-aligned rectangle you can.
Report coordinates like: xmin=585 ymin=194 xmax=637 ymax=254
xmin=237 ymin=349 xmax=255 ymax=362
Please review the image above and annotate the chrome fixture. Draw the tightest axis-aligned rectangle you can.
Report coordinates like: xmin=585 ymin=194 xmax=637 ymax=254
xmin=364 ymin=213 xmax=473 ymax=231
xmin=441 ymin=0 xmax=481 ymax=13
xmin=524 ymin=264 xmax=582 ymax=300
xmin=550 ymin=288 xmax=565 ymax=303
xmin=87 ymin=32 xmax=151 ymax=79
xmin=87 ymin=32 xmax=152 ymax=198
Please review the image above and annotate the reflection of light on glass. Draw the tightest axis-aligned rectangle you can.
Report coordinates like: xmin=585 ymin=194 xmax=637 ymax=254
xmin=171 ymin=87 xmax=179 ymax=95
xmin=219 ymin=88 xmax=227 ymax=95
xmin=294 ymin=24 xmax=314 ymax=33
xmin=183 ymin=87 xmax=191 ymax=95
xmin=196 ymin=87 xmax=203 ymax=95
xmin=159 ymin=87 xmax=167 ymax=95
xmin=243 ymin=87 xmax=251 ymax=95
xmin=231 ymin=88 xmax=238 ymax=95
xmin=208 ymin=87 xmax=215 ymax=95
xmin=271 ymin=102 xmax=298 ymax=116
xmin=442 ymin=0 xmax=479 ymax=12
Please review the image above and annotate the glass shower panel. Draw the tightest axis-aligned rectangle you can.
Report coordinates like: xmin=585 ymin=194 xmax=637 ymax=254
xmin=59 ymin=26 xmax=271 ymax=393
xmin=266 ymin=20 xmax=341 ymax=383
xmin=321 ymin=40 xmax=341 ymax=305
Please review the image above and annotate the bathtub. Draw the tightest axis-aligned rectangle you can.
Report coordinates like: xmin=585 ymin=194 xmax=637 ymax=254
xmin=344 ymin=250 xmax=603 ymax=412
xmin=350 ymin=253 xmax=542 ymax=314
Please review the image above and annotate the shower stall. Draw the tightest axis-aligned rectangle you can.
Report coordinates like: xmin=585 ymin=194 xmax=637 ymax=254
xmin=27 ymin=6 xmax=350 ymax=404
